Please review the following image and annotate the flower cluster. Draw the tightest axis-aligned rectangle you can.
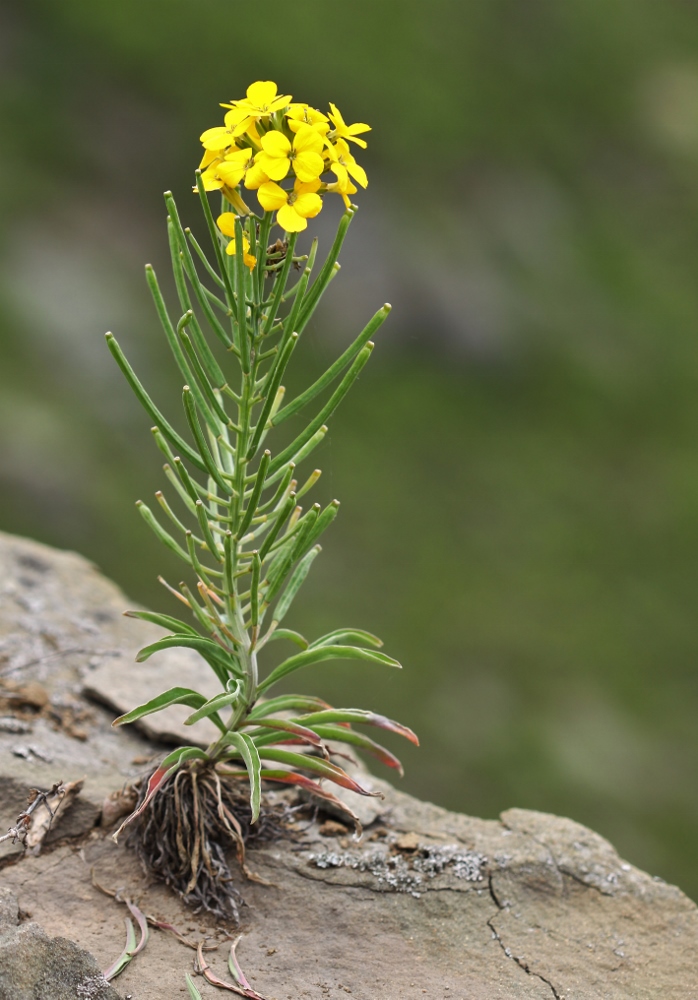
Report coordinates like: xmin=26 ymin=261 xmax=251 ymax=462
xmin=199 ymin=80 xmax=370 ymax=240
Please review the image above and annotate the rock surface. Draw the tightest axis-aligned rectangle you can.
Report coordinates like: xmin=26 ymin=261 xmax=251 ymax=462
xmin=0 ymin=887 xmax=120 ymax=1000
xmin=1 ymin=529 xmax=698 ymax=999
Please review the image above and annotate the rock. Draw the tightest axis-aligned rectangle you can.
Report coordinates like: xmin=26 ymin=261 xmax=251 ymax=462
xmin=1 ymin=528 xmax=698 ymax=998
xmin=0 ymin=889 xmax=121 ymax=1000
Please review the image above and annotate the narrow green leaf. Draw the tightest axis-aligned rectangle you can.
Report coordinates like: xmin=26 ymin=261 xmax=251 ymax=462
xmin=223 ymin=731 xmax=261 ymax=822
xmin=308 ymin=724 xmax=404 ymax=775
xmin=264 ymin=628 xmax=309 ymax=649
xmin=297 ymin=208 xmax=354 ymax=330
xmin=185 ymin=973 xmax=203 ymax=1000
xmin=247 ymin=694 xmax=332 ymax=720
xmin=123 ymin=609 xmax=200 ymax=636
xmin=237 ymin=450 xmax=271 ymax=538
xmin=246 ymin=332 xmax=298 ymax=460
xmin=268 ymin=344 xmax=373 ymax=475
xmin=258 ymin=644 xmax=401 ymax=694
xmin=195 ymin=500 xmax=223 ymax=561
xmin=250 ymin=550 xmax=261 ymax=628
xmin=136 ymin=501 xmax=190 ymax=564
xmin=165 ymin=191 xmax=234 ymax=348
xmin=297 ymin=708 xmax=419 ymax=745
xmin=234 ymin=215 xmax=250 ymax=373
xmin=256 ymin=748 xmax=379 ymax=795
xmin=182 ymin=386 xmax=233 ymax=497
xmin=274 ymin=304 xmax=391 ymax=426
xmin=309 ymin=628 xmax=383 ymax=649
xmin=135 ymin=635 xmax=236 ymax=686
xmin=245 ymin=717 xmax=325 ymax=749
xmin=112 ymin=686 xmax=210 ymax=727
xmin=272 ymin=545 xmax=321 ymax=623
xmin=179 ymin=324 xmax=230 ymax=423
xmin=194 ymin=170 xmax=236 ymax=311
xmin=184 ymin=684 xmax=243 ymax=726
xmin=258 ymin=493 xmax=296 ymax=560
xmin=105 ymin=333 xmax=207 ymax=472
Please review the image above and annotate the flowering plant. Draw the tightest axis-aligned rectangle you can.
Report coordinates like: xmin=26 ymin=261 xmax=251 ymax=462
xmin=106 ymin=81 xmax=416 ymax=917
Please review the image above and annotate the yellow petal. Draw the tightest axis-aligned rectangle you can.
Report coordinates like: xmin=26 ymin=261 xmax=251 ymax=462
xmin=294 ymin=178 xmax=322 ymax=195
xmin=246 ymin=80 xmax=278 ymax=107
xmin=244 ymin=251 xmax=257 ymax=271
xmin=225 ymin=240 xmax=237 ymax=256
xmin=293 ymin=125 xmax=324 ymax=155
xmin=347 ymin=160 xmax=368 ymax=188
xmin=256 ymin=152 xmax=290 ymax=182
xmin=244 ymin=160 xmax=270 ymax=190
xmin=216 ymin=161 xmax=247 ymax=187
xmin=261 ymin=130 xmax=291 ymax=156
xmin=217 ymin=212 xmax=238 ymax=237
xmin=293 ymin=150 xmax=325 ymax=183
xmin=257 ymin=181 xmax=288 ymax=212
xmin=277 ymin=203 xmax=307 ymax=232
xmin=200 ymin=127 xmax=234 ymax=151
xmin=224 ymin=108 xmax=248 ymax=130
xmin=200 ymin=167 xmax=223 ymax=191
xmin=293 ymin=192 xmax=323 ymax=219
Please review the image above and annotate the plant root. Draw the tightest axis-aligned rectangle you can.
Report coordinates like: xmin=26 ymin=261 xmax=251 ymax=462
xmin=127 ymin=763 xmax=290 ymax=923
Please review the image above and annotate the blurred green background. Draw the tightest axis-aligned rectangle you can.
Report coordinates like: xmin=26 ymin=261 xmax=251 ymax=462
xmin=4 ymin=0 xmax=698 ymax=896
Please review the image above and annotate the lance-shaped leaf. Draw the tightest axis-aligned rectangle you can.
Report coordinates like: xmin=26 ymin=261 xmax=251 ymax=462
xmin=105 ymin=333 xmax=206 ymax=472
xmin=184 ymin=684 xmax=243 ymax=726
xmin=242 ymin=717 xmax=325 ymax=750
xmin=297 ymin=708 xmax=419 ymax=745
xmin=136 ymin=501 xmax=190 ymax=564
xmin=274 ymin=303 xmax=391 ymax=426
xmin=261 ymin=231 xmax=298 ymax=337
xmin=196 ymin=941 xmax=267 ymax=999
xmin=112 ymin=686 xmax=224 ymax=732
xmin=183 ymin=386 xmax=233 ymax=497
xmin=135 ymin=634 xmax=236 ymax=679
xmin=297 ymin=208 xmax=354 ymax=331
xmin=185 ymin=973 xmax=204 ymax=1000
xmin=103 ymin=917 xmax=138 ymax=981
xmin=112 ymin=746 xmax=207 ymax=841
xmin=227 ymin=935 xmax=270 ymax=1000
xmin=221 ymin=732 xmax=261 ymax=822
xmin=124 ymin=609 xmax=200 ymax=636
xmin=246 ymin=694 xmax=333 ymax=720
xmin=124 ymin=898 xmax=149 ymax=956
xmin=308 ymin=628 xmax=383 ymax=649
xmin=263 ymin=628 xmax=309 ymax=649
xmin=308 ymin=724 xmax=404 ymax=775
xmin=165 ymin=191 xmax=234 ymax=349
xmin=257 ymin=644 xmax=401 ymax=694
xmin=268 ymin=345 xmax=374 ymax=476
xmin=195 ymin=170 xmax=236 ymax=310
xmin=259 ymin=769 xmax=361 ymax=830
xmin=256 ymin=748 xmax=381 ymax=796
xmin=272 ymin=545 xmax=321 ymax=623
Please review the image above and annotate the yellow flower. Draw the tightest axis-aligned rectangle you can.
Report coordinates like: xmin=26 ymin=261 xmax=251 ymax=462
xmin=223 ymin=81 xmax=291 ymax=124
xmin=243 ymin=158 xmax=270 ymax=191
xmin=326 ymin=138 xmax=368 ymax=189
xmin=286 ymin=103 xmax=330 ymax=136
xmin=255 ymin=125 xmax=325 ymax=183
xmin=327 ymin=102 xmax=371 ymax=149
xmin=200 ymin=108 xmax=249 ymax=150
xmin=257 ymin=178 xmax=323 ymax=232
xmin=327 ymin=175 xmax=357 ymax=210
xmin=199 ymin=147 xmax=252 ymax=192
xmin=217 ymin=214 xmax=256 ymax=269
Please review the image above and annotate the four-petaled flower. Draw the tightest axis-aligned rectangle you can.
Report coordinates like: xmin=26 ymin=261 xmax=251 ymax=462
xmin=257 ymin=179 xmax=323 ymax=233
xmin=200 ymin=108 xmax=249 ymax=150
xmin=327 ymin=138 xmax=368 ymax=190
xmin=255 ymin=125 xmax=325 ymax=183
xmin=327 ymin=102 xmax=371 ymax=149
xmin=223 ymin=80 xmax=292 ymax=126
xmin=286 ymin=103 xmax=329 ymax=136
xmin=217 ymin=213 xmax=257 ymax=269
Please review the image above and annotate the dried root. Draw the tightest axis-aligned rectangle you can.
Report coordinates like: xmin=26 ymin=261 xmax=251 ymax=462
xmin=127 ymin=763 xmax=290 ymax=922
